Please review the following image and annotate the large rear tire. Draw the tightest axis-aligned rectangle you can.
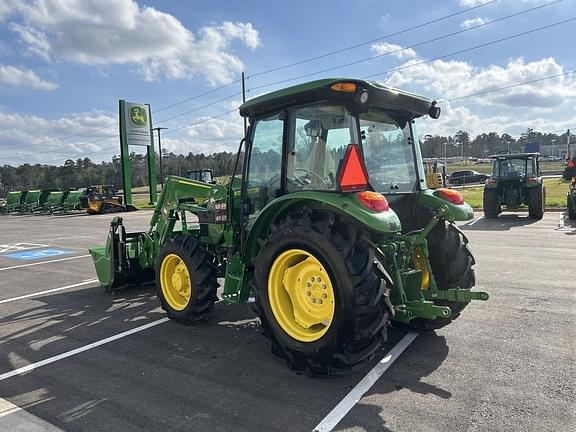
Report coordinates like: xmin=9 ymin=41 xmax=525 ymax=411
xmin=483 ymin=188 xmax=500 ymax=218
xmin=156 ymin=234 xmax=218 ymax=324
xmin=253 ymin=212 xmax=389 ymax=376
xmin=411 ymin=222 xmax=476 ymax=330
xmin=528 ymin=186 xmax=545 ymax=219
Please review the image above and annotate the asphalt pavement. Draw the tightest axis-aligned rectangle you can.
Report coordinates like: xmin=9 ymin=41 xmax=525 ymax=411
xmin=0 ymin=210 xmax=574 ymax=432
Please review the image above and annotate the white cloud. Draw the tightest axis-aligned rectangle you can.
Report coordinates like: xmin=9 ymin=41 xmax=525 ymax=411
xmin=0 ymin=110 xmax=118 ymax=164
xmin=387 ymin=57 xmax=576 ymax=108
xmin=371 ymin=42 xmax=418 ymax=60
xmin=460 ymin=17 xmax=486 ymax=29
xmin=7 ymin=0 xmax=261 ymax=85
xmin=0 ymin=65 xmax=57 ymax=90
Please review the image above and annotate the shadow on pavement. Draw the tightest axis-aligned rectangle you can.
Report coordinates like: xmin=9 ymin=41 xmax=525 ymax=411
xmin=336 ymin=332 xmax=450 ymax=432
xmin=461 ymin=213 xmax=539 ymax=231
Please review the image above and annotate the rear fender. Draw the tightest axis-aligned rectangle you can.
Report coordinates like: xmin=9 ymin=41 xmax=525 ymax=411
xmin=243 ymin=191 xmax=401 ymax=264
xmin=418 ymin=189 xmax=474 ymax=222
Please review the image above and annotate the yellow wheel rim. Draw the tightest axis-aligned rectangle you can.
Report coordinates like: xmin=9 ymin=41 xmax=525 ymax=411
xmin=160 ymin=253 xmax=192 ymax=311
xmin=268 ymin=249 xmax=335 ymax=342
xmin=411 ymin=247 xmax=430 ymax=290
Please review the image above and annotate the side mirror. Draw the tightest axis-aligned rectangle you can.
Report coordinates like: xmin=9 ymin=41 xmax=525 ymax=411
xmin=428 ymin=105 xmax=441 ymax=119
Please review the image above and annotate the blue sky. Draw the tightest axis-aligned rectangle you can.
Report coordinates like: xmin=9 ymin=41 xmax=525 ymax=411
xmin=0 ymin=0 xmax=575 ymax=165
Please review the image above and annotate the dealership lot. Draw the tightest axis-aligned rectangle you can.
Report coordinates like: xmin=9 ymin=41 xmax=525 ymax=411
xmin=0 ymin=211 xmax=574 ymax=432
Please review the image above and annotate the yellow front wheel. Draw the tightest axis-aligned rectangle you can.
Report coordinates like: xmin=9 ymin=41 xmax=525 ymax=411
xmin=155 ymin=234 xmax=218 ymax=324
xmin=160 ymin=253 xmax=192 ymax=311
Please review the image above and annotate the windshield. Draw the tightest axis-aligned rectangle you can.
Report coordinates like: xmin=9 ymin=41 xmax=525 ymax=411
xmin=360 ymin=110 xmax=417 ymax=193
xmin=495 ymin=158 xmax=534 ymax=177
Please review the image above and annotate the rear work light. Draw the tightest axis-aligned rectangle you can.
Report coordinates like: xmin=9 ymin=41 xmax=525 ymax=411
xmin=357 ymin=191 xmax=389 ymax=212
xmin=436 ymin=188 xmax=464 ymax=205
xmin=338 ymin=144 xmax=369 ymax=192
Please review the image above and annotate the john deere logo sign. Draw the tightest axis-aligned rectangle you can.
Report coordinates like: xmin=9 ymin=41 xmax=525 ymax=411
xmin=129 ymin=106 xmax=147 ymax=127
xmin=122 ymin=101 xmax=152 ymax=146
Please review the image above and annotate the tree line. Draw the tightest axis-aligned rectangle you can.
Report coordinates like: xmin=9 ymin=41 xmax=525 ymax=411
xmin=421 ymin=129 xmax=571 ymax=159
xmin=0 ymin=128 xmax=571 ymax=194
xmin=0 ymin=151 xmax=238 ymax=194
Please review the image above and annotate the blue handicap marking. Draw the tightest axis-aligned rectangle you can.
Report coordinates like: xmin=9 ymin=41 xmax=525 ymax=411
xmin=5 ymin=248 xmax=74 ymax=260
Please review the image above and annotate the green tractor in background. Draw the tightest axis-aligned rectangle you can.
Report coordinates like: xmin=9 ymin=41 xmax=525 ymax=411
xmin=90 ymin=78 xmax=488 ymax=376
xmin=483 ymin=153 xmax=545 ymax=219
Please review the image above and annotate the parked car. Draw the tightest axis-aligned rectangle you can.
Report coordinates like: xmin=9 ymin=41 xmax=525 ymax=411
xmin=448 ymin=170 xmax=489 ymax=185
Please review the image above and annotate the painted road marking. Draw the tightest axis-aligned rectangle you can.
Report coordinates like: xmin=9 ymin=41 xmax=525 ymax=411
xmin=0 ymin=398 xmax=64 ymax=431
xmin=0 ymin=280 xmax=98 ymax=305
xmin=0 ymin=243 xmax=50 ymax=254
xmin=0 ymin=318 xmax=170 ymax=382
xmin=467 ymin=216 xmax=483 ymax=226
xmin=313 ymin=332 xmax=419 ymax=432
xmin=4 ymin=248 xmax=74 ymax=260
xmin=559 ymin=212 xmax=565 ymax=229
xmin=0 ymin=254 xmax=90 ymax=271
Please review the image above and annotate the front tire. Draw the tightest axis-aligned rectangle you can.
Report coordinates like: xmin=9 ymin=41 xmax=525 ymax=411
xmin=156 ymin=234 xmax=218 ymax=324
xmin=254 ymin=213 xmax=388 ymax=376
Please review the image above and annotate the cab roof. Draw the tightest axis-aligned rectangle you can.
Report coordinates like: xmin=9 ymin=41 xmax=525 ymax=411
xmin=239 ymin=78 xmax=437 ymax=119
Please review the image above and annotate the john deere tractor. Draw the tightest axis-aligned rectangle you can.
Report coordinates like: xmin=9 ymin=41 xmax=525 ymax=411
xmin=483 ymin=153 xmax=545 ymax=219
xmin=90 ymin=78 xmax=488 ymax=376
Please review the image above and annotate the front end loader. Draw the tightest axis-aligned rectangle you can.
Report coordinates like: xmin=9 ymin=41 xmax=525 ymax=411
xmin=90 ymin=78 xmax=488 ymax=376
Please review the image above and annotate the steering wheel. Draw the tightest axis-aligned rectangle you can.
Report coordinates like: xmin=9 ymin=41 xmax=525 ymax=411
xmin=294 ymin=168 xmax=329 ymax=187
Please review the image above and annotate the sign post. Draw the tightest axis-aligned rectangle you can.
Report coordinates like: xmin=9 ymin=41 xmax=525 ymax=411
xmin=119 ymin=100 xmax=157 ymax=205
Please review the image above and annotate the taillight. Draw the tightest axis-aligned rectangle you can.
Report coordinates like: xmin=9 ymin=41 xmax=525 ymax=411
xmin=487 ymin=178 xmax=497 ymax=185
xmin=357 ymin=191 xmax=389 ymax=212
xmin=436 ymin=188 xmax=464 ymax=205
xmin=338 ymin=144 xmax=369 ymax=192
xmin=527 ymin=177 xmax=538 ymax=185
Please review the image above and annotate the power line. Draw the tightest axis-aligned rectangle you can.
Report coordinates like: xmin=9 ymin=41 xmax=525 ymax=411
xmin=247 ymin=0 xmax=500 ymax=78
xmin=249 ymin=16 xmax=575 ymax=92
xmin=155 ymin=93 xmax=241 ymax=125
xmin=249 ymin=0 xmax=562 ymax=91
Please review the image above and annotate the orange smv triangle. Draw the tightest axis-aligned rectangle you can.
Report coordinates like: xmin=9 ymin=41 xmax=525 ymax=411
xmin=338 ymin=144 xmax=369 ymax=192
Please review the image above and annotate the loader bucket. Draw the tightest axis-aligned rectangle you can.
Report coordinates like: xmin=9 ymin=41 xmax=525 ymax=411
xmin=89 ymin=216 xmax=154 ymax=291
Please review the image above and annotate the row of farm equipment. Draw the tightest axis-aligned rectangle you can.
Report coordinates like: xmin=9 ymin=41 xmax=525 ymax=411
xmin=0 ymin=185 xmax=136 ymax=216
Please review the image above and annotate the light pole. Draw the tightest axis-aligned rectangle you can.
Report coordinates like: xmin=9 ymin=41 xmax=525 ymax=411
xmin=153 ymin=127 xmax=168 ymax=186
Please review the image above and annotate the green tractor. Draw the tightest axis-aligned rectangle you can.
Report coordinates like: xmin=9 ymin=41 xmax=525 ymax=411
xmin=568 ymin=176 xmax=576 ymax=220
xmin=483 ymin=153 xmax=545 ymax=219
xmin=90 ymin=78 xmax=488 ymax=376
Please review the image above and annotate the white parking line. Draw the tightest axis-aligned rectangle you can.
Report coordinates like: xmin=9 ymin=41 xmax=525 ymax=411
xmin=0 ymin=280 xmax=98 ymax=305
xmin=0 ymin=243 xmax=50 ymax=254
xmin=313 ymin=332 xmax=419 ymax=432
xmin=467 ymin=216 xmax=483 ymax=226
xmin=559 ymin=212 xmax=565 ymax=229
xmin=0 ymin=318 xmax=170 ymax=382
xmin=0 ymin=254 xmax=90 ymax=271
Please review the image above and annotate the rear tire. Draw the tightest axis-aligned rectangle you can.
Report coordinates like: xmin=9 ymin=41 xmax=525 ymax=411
xmin=483 ymin=188 xmax=500 ymax=218
xmin=411 ymin=222 xmax=476 ymax=330
xmin=253 ymin=212 xmax=388 ymax=376
xmin=156 ymin=234 xmax=218 ymax=324
xmin=528 ymin=186 xmax=545 ymax=219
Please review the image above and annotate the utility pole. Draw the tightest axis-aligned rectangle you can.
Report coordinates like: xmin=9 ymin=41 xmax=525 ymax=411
xmin=153 ymin=127 xmax=168 ymax=186
xmin=567 ymin=129 xmax=571 ymax=159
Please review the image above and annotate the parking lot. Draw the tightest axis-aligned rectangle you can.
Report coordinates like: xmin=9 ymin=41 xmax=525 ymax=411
xmin=0 ymin=210 xmax=574 ymax=432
